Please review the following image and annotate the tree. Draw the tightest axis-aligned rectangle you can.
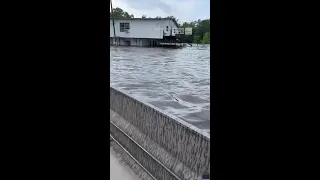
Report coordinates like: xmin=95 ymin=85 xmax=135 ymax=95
xmin=193 ymin=35 xmax=200 ymax=44
xmin=201 ymin=32 xmax=210 ymax=44
xmin=110 ymin=7 xmax=134 ymax=18
xmin=166 ymin=16 xmax=179 ymax=24
xmin=141 ymin=15 xmax=146 ymax=18
xmin=180 ymin=22 xmax=195 ymax=43
xmin=166 ymin=16 xmax=176 ymax=19
xmin=197 ymin=19 xmax=210 ymax=40
xmin=123 ymin=12 xmax=132 ymax=18
xmin=110 ymin=7 xmax=124 ymax=18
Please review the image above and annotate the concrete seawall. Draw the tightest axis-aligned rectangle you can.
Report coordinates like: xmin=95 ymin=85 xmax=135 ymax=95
xmin=110 ymin=87 xmax=210 ymax=180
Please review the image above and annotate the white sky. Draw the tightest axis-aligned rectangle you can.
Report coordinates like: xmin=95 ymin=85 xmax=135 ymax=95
xmin=111 ymin=0 xmax=210 ymax=23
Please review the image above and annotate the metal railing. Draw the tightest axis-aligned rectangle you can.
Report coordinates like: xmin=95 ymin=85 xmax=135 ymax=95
xmin=110 ymin=121 xmax=181 ymax=180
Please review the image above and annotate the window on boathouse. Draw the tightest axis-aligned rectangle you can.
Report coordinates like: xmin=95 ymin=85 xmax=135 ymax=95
xmin=120 ymin=23 xmax=130 ymax=32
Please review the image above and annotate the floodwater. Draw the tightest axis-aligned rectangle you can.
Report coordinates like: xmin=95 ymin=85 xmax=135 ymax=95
xmin=110 ymin=45 xmax=210 ymax=133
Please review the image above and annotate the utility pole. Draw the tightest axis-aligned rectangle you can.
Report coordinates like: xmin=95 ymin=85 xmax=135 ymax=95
xmin=110 ymin=0 xmax=117 ymax=46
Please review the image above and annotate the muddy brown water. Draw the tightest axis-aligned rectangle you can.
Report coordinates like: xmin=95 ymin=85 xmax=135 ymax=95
xmin=110 ymin=45 xmax=210 ymax=133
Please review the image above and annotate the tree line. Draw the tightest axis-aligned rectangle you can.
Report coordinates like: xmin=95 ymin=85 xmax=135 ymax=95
xmin=110 ymin=7 xmax=210 ymax=44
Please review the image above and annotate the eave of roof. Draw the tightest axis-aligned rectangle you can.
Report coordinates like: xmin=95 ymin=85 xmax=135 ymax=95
xmin=110 ymin=18 xmax=179 ymax=27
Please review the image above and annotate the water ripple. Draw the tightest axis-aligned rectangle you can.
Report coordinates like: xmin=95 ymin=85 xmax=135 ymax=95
xmin=110 ymin=45 xmax=210 ymax=133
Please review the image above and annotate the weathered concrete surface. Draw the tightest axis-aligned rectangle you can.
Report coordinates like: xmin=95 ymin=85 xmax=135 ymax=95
xmin=110 ymin=147 xmax=141 ymax=180
xmin=110 ymin=87 xmax=210 ymax=180
xmin=110 ymin=141 xmax=154 ymax=180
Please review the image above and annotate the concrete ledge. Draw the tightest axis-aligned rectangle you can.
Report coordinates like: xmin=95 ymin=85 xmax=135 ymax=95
xmin=110 ymin=146 xmax=142 ymax=180
xmin=111 ymin=109 xmax=198 ymax=180
xmin=110 ymin=87 xmax=210 ymax=179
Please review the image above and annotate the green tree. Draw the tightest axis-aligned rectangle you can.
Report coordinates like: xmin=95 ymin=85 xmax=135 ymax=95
xmin=201 ymin=32 xmax=210 ymax=44
xmin=180 ymin=22 xmax=195 ymax=43
xmin=166 ymin=16 xmax=179 ymax=24
xmin=142 ymin=15 xmax=146 ymax=18
xmin=193 ymin=35 xmax=200 ymax=44
xmin=178 ymin=19 xmax=210 ymax=44
xmin=110 ymin=7 xmax=134 ymax=18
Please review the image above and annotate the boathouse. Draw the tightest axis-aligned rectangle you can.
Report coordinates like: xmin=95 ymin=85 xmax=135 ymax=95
xmin=110 ymin=18 xmax=180 ymax=47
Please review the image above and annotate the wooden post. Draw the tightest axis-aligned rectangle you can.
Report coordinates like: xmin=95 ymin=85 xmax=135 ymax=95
xmin=110 ymin=0 xmax=117 ymax=46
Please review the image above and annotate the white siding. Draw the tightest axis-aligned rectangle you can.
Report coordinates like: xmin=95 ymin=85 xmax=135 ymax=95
xmin=110 ymin=19 xmax=178 ymax=39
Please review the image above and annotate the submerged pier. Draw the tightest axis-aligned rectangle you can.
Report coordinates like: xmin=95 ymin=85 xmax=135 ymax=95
xmin=110 ymin=87 xmax=210 ymax=180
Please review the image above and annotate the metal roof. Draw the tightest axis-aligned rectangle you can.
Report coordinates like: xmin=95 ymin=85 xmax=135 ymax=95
xmin=110 ymin=18 xmax=179 ymax=28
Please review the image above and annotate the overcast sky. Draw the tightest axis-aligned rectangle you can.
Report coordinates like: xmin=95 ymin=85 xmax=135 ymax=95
xmin=111 ymin=0 xmax=210 ymax=23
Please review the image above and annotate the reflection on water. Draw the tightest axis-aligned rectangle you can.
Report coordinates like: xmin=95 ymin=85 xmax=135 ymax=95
xmin=110 ymin=45 xmax=210 ymax=133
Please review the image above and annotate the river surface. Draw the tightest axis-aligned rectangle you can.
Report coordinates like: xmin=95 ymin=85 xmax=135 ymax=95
xmin=110 ymin=45 xmax=210 ymax=133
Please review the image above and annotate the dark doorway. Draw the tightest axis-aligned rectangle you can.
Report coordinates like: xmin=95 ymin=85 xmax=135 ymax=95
xmin=125 ymin=40 xmax=130 ymax=46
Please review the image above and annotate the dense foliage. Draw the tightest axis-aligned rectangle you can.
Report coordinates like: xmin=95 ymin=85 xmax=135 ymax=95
xmin=111 ymin=7 xmax=210 ymax=44
xmin=110 ymin=7 xmax=135 ymax=18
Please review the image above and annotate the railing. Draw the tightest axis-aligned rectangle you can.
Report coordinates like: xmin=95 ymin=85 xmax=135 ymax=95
xmin=110 ymin=122 xmax=181 ymax=180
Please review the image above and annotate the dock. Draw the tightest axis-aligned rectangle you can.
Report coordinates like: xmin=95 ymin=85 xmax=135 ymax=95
xmin=159 ymin=42 xmax=186 ymax=48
